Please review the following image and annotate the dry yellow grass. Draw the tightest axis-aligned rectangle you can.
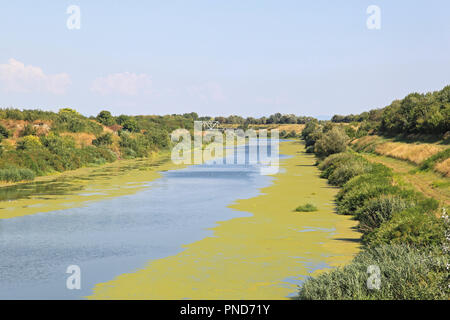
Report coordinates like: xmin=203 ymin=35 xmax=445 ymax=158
xmin=60 ymin=132 xmax=96 ymax=147
xmin=0 ymin=119 xmax=52 ymax=138
xmin=374 ymin=142 xmax=443 ymax=164
xmin=435 ymin=158 xmax=450 ymax=177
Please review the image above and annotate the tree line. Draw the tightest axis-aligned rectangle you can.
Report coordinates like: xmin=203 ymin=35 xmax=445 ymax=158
xmin=331 ymin=85 xmax=450 ymax=137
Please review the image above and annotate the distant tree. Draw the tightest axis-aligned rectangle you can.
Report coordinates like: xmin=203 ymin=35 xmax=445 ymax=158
xmin=96 ymin=110 xmax=115 ymax=126
xmin=116 ymin=115 xmax=131 ymax=125
xmin=121 ymin=119 xmax=139 ymax=132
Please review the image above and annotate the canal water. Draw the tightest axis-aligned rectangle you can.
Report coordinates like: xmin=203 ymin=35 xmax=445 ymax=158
xmin=0 ymin=141 xmax=281 ymax=299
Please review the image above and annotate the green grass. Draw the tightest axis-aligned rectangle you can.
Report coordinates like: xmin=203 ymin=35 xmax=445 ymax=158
xmin=298 ymin=245 xmax=448 ymax=300
xmin=419 ymin=148 xmax=450 ymax=171
xmin=0 ymin=167 xmax=35 ymax=182
xmin=295 ymin=203 xmax=318 ymax=212
xmin=298 ymin=150 xmax=448 ymax=300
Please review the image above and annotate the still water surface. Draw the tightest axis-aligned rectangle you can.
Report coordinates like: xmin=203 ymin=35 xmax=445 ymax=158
xmin=0 ymin=143 xmax=281 ymax=299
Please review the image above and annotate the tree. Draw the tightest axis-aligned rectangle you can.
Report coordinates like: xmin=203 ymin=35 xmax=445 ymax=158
xmin=314 ymin=127 xmax=350 ymax=157
xmin=121 ymin=119 xmax=139 ymax=132
xmin=96 ymin=110 xmax=115 ymax=126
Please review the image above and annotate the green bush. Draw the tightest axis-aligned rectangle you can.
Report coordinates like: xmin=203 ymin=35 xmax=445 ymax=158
xmin=96 ymin=110 xmax=115 ymax=126
xmin=16 ymin=135 xmax=43 ymax=151
xmin=121 ymin=119 xmax=139 ymax=133
xmin=298 ymin=245 xmax=449 ymax=300
xmin=365 ymin=204 xmax=443 ymax=247
xmin=314 ymin=127 xmax=350 ymax=157
xmin=0 ymin=167 xmax=35 ymax=182
xmin=295 ymin=203 xmax=318 ymax=212
xmin=337 ymin=168 xmax=393 ymax=202
xmin=318 ymin=153 xmax=355 ymax=177
xmin=19 ymin=124 xmax=37 ymax=137
xmin=356 ymin=195 xmax=415 ymax=234
xmin=337 ymin=183 xmax=402 ymax=215
xmin=53 ymin=109 xmax=103 ymax=135
xmin=0 ymin=124 xmax=11 ymax=139
xmin=92 ymin=133 xmax=113 ymax=147
xmin=328 ymin=160 xmax=371 ymax=187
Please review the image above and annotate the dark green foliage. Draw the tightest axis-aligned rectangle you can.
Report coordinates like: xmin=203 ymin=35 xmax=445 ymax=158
xmin=380 ymin=88 xmax=450 ymax=135
xmin=298 ymin=245 xmax=449 ymax=300
xmin=0 ymin=124 xmax=11 ymax=140
xmin=96 ymin=110 xmax=115 ymax=126
xmin=333 ymin=85 xmax=450 ymax=137
xmin=116 ymin=114 xmax=131 ymax=125
xmin=121 ymin=119 xmax=139 ymax=132
xmin=301 ymin=121 xmax=322 ymax=147
xmin=215 ymin=113 xmax=315 ymax=125
xmin=295 ymin=203 xmax=318 ymax=212
xmin=92 ymin=133 xmax=113 ymax=147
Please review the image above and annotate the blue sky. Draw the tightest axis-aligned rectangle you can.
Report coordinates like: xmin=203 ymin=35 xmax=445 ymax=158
xmin=0 ymin=0 xmax=449 ymax=118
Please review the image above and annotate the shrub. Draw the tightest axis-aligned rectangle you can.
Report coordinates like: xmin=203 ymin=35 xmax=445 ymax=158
xmin=365 ymin=203 xmax=443 ymax=247
xmin=16 ymin=135 xmax=43 ymax=150
xmin=298 ymin=245 xmax=449 ymax=300
xmin=302 ymin=121 xmax=322 ymax=148
xmin=0 ymin=124 xmax=11 ymax=139
xmin=336 ymin=183 xmax=402 ymax=215
xmin=328 ymin=159 xmax=371 ymax=187
xmin=53 ymin=109 xmax=103 ymax=135
xmin=356 ymin=195 xmax=415 ymax=234
xmin=314 ymin=127 xmax=350 ymax=157
xmin=318 ymin=153 xmax=354 ymax=174
xmin=0 ymin=167 xmax=35 ymax=182
xmin=96 ymin=110 xmax=115 ymax=126
xmin=92 ymin=133 xmax=113 ymax=147
xmin=121 ymin=119 xmax=139 ymax=132
xmin=295 ymin=203 xmax=318 ymax=212
xmin=19 ymin=124 xmax=37 ymax=137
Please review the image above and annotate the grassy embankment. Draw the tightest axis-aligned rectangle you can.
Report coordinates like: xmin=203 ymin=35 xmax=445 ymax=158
xmin=0 ymin=108 xmax=189 ymax=185
xmin=352 ymin=135 xmax=450 ymax=206
xmin=298 ymin=121 xmax=449 ymax=299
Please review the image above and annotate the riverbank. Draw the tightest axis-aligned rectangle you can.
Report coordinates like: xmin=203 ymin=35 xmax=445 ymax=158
xmin=0 ymin=151 xmax=183 ymax=219
xmin=89 ymin=140 xmax=361 ymax=299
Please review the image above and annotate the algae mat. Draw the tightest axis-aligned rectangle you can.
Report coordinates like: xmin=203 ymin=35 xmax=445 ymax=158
xmin=0 ymin=154 xmax=182 ymax=219
xmin=90 ymin=140 xmax=360 ymax=299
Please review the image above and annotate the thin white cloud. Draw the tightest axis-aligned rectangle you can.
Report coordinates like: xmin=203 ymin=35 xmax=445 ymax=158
xmin=0 ymin=58 xmax=71 ymax=94
xmin=91 ymin=72 xmax=152 ymax=96
xmin=186 ymin=82 xmax=225 ymax=102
